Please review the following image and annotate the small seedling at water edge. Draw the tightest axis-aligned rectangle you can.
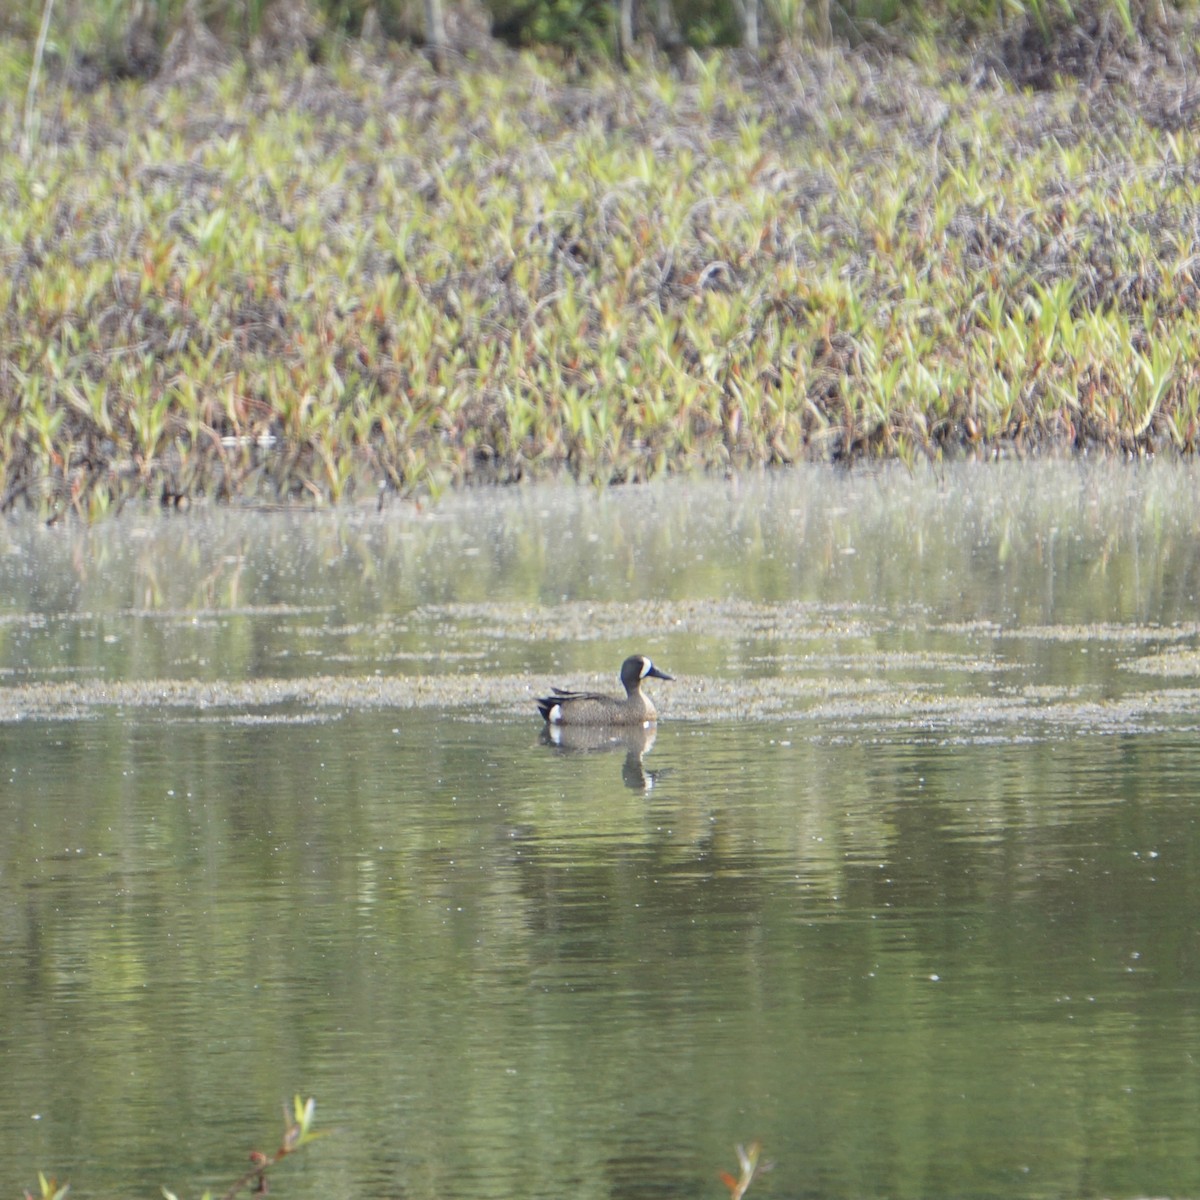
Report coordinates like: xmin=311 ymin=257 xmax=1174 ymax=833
xmin=24 ymin=1172 xmax=70 ymax=1200
xmin=719 ymin=1140 xmax=772 ymax=1200
xmin=160 ymin=1095 xmax=322 ymax=1200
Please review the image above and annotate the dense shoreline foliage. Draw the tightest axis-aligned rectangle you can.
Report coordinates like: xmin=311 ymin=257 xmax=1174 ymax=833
xmin=3 ymin=2 xmax=1200 ymax=516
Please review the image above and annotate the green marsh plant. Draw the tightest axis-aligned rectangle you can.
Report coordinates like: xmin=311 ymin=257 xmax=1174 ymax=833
xmin=6 ymin=28 xmax=1200 ymax=515
xmin=23 ymin=1096 xmax=320 ymax=1200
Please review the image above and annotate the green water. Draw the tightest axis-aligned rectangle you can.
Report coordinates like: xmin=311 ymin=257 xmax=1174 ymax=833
xmin=4 ymin=464 xmax=1200 ymax=1200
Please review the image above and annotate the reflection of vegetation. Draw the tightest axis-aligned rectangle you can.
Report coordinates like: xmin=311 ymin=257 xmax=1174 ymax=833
xmin=1 ymin=464 xmax=1199 ymax=701
xmin=6 ymin=708 xmax=1200 ymax=1197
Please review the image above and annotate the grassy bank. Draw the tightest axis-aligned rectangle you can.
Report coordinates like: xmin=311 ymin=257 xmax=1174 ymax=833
xmin=4 ymin=26 xmax=1200 ymax=515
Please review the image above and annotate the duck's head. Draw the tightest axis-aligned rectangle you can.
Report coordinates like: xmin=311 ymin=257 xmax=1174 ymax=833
xmin=621 ymin=654 xmax=673 ymax=692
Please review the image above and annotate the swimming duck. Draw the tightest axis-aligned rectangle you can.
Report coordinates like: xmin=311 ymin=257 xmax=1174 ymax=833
xmin=536 ymin=655 xmax=673 ymax=727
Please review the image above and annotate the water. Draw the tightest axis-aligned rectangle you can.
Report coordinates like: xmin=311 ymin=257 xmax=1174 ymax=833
xmin=3 ymin=463 xmax=1200 ymax=1200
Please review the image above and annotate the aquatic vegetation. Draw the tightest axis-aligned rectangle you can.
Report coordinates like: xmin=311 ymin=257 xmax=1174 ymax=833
xmin=5 ymin=35 xmax=1200 ymax=514
xmin=22 ymin=1174 xmax=69 ymax=1200
xmin=24 ymin=1096 xmax=320 ymax=1200
xmin=720 ymin=1140 xmax=770 ymax=1200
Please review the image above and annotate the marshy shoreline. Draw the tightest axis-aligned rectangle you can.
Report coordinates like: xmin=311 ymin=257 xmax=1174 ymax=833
xmin=4 ymin=22 xmax=1200 ymax=518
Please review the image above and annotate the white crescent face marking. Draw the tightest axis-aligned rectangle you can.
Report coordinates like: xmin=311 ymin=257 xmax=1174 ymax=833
xmin=549 ymin=703 xmax=563 ymax=723
xmin=639 ymin=658 xmax=652 ymax=678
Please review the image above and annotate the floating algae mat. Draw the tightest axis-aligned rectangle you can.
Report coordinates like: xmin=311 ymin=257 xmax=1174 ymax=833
xmin=2 ymin=621 xmax=1200 ymax=735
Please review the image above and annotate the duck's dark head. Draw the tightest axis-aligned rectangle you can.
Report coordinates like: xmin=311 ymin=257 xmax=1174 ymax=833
xmin=621 ymin=654 xmax=673 ymax=692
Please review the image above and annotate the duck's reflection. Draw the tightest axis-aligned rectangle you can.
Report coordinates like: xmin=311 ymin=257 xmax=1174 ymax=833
xmin=539 ymin=722 xmax=663 ymax=791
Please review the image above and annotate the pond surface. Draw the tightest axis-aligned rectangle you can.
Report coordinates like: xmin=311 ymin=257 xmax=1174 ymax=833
xmin=4 ymin=463 xmax=1200 ymax=1200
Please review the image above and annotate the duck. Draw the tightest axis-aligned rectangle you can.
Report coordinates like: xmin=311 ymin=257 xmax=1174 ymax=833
xmin=536 ymin=655 xmax=673 ymax=727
